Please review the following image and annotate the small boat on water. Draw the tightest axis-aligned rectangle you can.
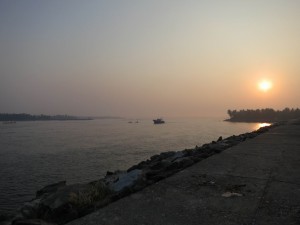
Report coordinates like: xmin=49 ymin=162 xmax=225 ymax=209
xmin=153 ymin=118 xmax=165 ymax=124
xmin=128 ymin=120 xmax=139 ymax=124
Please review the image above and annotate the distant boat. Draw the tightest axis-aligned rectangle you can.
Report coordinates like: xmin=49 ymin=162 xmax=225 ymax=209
xmin=153 ymin=118 xmax=165 ymax=124
xmin=128 ymin=120 xmax=139 ymax=124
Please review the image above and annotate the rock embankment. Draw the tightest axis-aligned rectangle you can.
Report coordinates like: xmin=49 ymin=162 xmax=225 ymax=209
xmin=1 ymin=124 xmax=278 ymax=225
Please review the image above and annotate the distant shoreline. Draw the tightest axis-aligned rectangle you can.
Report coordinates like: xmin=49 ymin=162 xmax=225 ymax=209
xmin=0 ymin=113 xmax=127 ymax=122
xmin=0 ymin=113 xmax=92 ymax=121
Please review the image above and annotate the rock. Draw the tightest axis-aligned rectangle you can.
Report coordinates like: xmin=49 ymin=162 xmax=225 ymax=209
xmin=127 ymin=164 xmax=139 ymax=172
xmin=20 ymin=199 xmax=41 ymax=219
xmin=174 ymin=157 xmax=194 ymax=168
xmin=182 ymin=149 xmax=196 ymax=156
xmin=136 ymin=161 xmax=149 ymax=169
xmin=246 ymin=133 xmax=257 ymax=139
xmin=109 ymin=169 xmax=142 ymax=192
xmin=130 ymin=179 xmax=148 ymax=192
xmin=149 ymin=152 xmax=177 ymax=163
xmin=106 ymin=171 xmax=114 ymax=176
xmin=201 ymin=143 xmax=210 ymax=148
xmin=166 ymin=157 xmax=194 ymax=171
xmin=170 ymin=151 xmax=185 ymax=161
xmin=145 ymin=169 xmax=160 ymax=178
xmin=149 ymin=160 xmax=172 ymax=170
xmin=150 ymin=154 xmax=161 ymax=162
xmin=239 ymin=134 xmax=248 ymax=141
xmin=159 ymin=151 xmax=176 ymax=159
xmin=36 ymin=181 xmax=66 ymax=198
xmin=224 ymin=136 xmax=240 ymax=146
xmin=37 ymin=183 xmax=91 ymax=224
xmin=199 ymin=152 xmax=211 ymax=159
xmin=209 ymin=143 xmax=227 ymax=153
xmin=217 ymin=136 xmax=222 ymax=142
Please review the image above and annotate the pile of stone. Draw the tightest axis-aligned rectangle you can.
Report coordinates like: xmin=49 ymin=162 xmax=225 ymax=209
xmin=1 ymin=124 xmax=276 ymax=225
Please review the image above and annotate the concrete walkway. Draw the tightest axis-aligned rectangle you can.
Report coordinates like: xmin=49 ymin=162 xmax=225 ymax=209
xmin=67 ymin=120 xmax=300 ymax=225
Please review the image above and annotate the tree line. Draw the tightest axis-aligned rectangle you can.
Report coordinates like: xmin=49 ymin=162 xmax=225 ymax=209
xmin=0 ymin=113 xmax=92 ymax=121
xmin=226 ymin=108 xmax=300 ymax=122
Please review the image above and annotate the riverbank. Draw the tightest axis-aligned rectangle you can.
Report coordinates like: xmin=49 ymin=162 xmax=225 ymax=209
xmin=1 ymin=122 xmax=284 ymax=225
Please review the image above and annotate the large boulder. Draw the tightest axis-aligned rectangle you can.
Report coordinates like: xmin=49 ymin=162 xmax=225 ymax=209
xmin=108 ymin=169 xmax=142 ymax=192
xmin=36 ymin=181 xmax=66 ymax=198
xmin=21 ymin=182 xmax=113 ymax=225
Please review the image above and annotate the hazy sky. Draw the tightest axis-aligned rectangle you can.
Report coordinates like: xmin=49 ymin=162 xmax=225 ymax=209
xmin=1 ymin=0 xmax=299 ymax=118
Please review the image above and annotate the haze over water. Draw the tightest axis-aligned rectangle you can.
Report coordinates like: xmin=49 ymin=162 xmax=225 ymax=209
xmin=1 ymin=0 xmax=300 ymax=118
xmin=0 ymin=0 xmax=299 ymax=217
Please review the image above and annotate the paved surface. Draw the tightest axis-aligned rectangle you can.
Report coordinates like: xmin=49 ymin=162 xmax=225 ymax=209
xmin=68 ymin=120 xmax=300 ymax=225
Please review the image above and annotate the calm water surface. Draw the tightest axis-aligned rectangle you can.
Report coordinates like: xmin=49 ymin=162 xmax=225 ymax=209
xmin=0 ymin=118 xmax=262 ymax=213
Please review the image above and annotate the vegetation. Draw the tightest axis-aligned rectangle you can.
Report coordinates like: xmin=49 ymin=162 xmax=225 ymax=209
xmin=226 ymin=108 xmax=300 ymax=122
xmin=68 ymin=182 xmax=112 ymax=208
xmin=0 ymin=113 xmax=92 ymax=121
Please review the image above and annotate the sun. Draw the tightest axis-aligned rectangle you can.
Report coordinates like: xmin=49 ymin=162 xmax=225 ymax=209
xmin=258 ymin=80 xmax=272 ymax=92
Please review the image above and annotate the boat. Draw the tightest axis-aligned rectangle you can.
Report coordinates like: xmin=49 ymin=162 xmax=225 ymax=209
xmin=153 ymin=118 xmax=165 ymax=124
xmin=128 ymin=120 xmax=139 ymax=124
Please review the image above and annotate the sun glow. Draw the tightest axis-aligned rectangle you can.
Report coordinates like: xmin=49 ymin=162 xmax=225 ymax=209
xmin=258 ymin=80 xmax=272 ymax=92
xmin=257 ymin=123 xmax=272 ymax=129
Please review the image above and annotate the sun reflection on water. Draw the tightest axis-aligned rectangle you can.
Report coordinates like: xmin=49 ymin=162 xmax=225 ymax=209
xmin=255 ymin=123 xmax=272 ymax=130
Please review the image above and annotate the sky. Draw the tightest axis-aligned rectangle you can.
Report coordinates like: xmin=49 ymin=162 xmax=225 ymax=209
xmin=1 ymin=0 xmax=299 ymax=118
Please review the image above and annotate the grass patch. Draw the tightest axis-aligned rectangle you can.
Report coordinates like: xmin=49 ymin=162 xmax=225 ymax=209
xmin=69 ymin=182 xmax=113 ymax=208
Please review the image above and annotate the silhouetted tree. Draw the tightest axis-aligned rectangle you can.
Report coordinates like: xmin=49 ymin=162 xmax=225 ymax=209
xmin=226 ymin=108 xmax=300 ymax=122
xmin=0 ymin=113 xmax=91 ymax=121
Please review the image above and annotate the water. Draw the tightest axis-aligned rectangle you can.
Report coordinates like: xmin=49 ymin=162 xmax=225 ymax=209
xmin=0 ymin=117 xmax=262 ymax=214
